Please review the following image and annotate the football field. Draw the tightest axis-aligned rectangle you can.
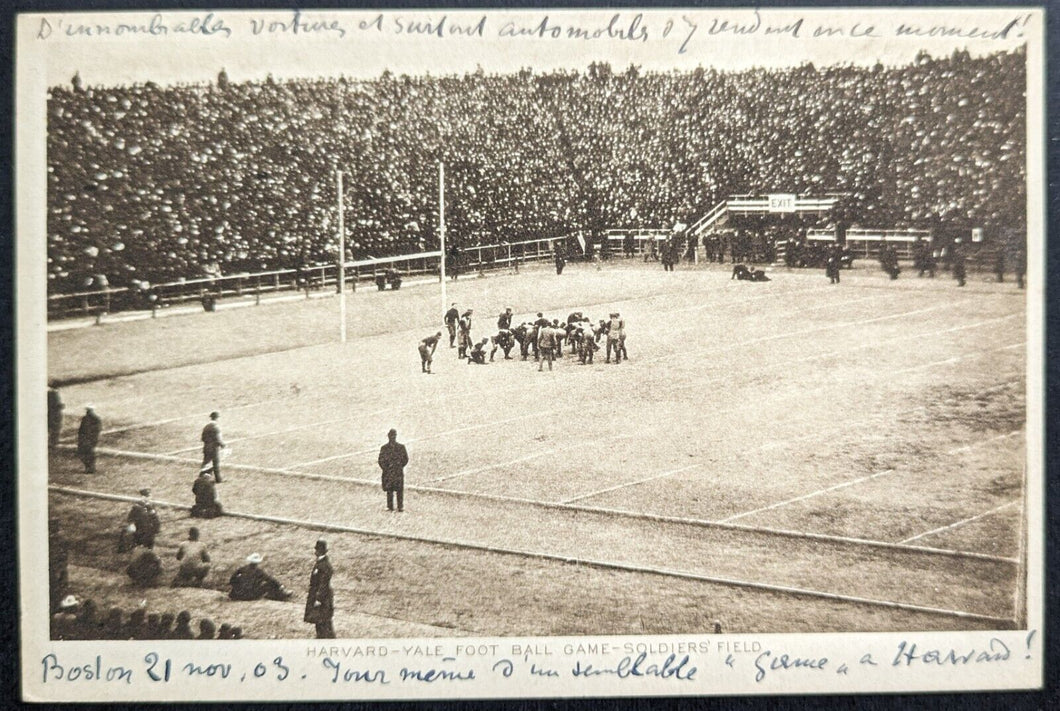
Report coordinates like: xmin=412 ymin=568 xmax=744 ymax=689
xmin=47 ymin=260 xmax=1028 ymax=637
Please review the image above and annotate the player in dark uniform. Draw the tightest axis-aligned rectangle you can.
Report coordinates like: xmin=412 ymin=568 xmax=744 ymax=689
xmin=490 ymin=329 xmax=515 ymax=361
xmin=444 ymin=303 xmax=459 ymax=348
xmin=826 ymin=244 xmax=842 ymax=284
xmin=879 ymin=241 xmax=900 ymax=280
xmin=457 ymin=309 xmax=473 ymax=359
xmin=419 ymin=332 xmax=441 ymax=373
xmin=497 ymin=307 xmax=513 ymax=331
xmin=468 ymin=338 xmax=489 ymax=364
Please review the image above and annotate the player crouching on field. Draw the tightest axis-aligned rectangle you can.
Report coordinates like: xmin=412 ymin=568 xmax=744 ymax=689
xmin=732 ymin=264 xmax=771 ymax=282
xmin=468 ymin=338 xmax=490 ymax=364
xmin=419 ymin=331 xmax=441 ymax=373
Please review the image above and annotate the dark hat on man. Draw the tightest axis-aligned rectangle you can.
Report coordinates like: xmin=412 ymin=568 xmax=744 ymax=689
xmin=139 ymin=488 xmax=151 ymax=497
xmin=210 ymin=411 xmax=220 ymax=420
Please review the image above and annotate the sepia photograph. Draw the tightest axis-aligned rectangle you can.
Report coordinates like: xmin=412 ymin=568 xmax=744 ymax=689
xmin=17 ymin=5 xmax=1044 ymax=701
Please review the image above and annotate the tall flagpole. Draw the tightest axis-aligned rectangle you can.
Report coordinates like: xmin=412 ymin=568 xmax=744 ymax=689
xmin=439 ymin=161 xmax=446 ymax=321
xmin=337 ymin=169 xmax=347 ymax=344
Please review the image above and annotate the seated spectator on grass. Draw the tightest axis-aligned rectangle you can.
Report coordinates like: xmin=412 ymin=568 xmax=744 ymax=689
xmin=127 ymin=545 xmax=163 ymax=587
xmin=198 ymin=618 xmax=216 ymax=640
xmin=123 ymin=607 xmax=147 ymax=640
xmin=231 ymin=627 xmax=245 ymax=639
xmin=103 ymin=607 xmax=124 ymax=639
xmin=73 ymin=598 xmax=100 ymax=640
xmin=229 ymin=553 xmax=292 ymax=602
xmin=216 ymin=623 xmax=233 ymax=640
xmin=158 ymin=612 xmax=175 ymax=639
xmin=50 ymin=595 xmax=80 ymax=640
xmin=172 ymin=610 xmax=195 ymax=639
xmin=191 ymin=470 xmax=223 ymax=518
xmin=173 ymin=527 xmax=210 ymax=587
xmin=145 ymin=612 xmax=162 ymax=639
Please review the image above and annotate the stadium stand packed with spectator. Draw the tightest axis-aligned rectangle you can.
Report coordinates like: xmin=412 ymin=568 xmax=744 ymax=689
xmin=47 ymin=50 xmax=1025 ymax=294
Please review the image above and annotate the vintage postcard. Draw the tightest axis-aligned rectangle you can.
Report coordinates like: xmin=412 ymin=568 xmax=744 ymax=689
xmin=17 ymin=6 xmax=1044 ymax=701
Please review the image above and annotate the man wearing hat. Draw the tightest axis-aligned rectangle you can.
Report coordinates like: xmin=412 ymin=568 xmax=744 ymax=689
xmin=126 ymin=488 xmax=161 ymax=549
xmin=229 ymin=553 xmax=292 ymax=601
xmin=201 ymin=411 xmax=226 ymax=482
xmin=51 ymin=595 xmax=80 ymax=640
xmin=378 ymin=428 xmax=409 ymax=512
xmin=77 ymin=405 xmax=102 ymax=473
xmin=304 ymin=540 xmax=335 ymax=638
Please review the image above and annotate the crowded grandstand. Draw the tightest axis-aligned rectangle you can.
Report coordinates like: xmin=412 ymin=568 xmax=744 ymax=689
xmin=47 ymin=48 xmax=1026 ymax=295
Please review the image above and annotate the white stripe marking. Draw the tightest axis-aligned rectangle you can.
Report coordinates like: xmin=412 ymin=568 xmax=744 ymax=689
xmin=721 ymin=430 xmax=1023 ymax=523
xmin=899 ymin=501 xmax=1020 ymax=544
xmin=562 ymin=463 xmax=702 ymax=504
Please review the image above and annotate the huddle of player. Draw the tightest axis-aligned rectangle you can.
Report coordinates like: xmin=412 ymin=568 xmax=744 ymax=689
xmin=422 ymin=307 xmax=627 ymax=373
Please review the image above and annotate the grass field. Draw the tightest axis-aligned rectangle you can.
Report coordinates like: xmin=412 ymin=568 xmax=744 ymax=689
xmin=47 ymin=258 xmax=1028 ymax=637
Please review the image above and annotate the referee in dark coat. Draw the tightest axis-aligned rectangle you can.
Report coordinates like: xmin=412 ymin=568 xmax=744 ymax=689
xmin=378 ymin=429 xmax=409 ymax=512
xmin=201 ymin=411 xmax=225 ymax=482
xmin=77 ymin=406 xmax=101 ymax=473
xmin=304 ymin=540 xmax=335 ymax=638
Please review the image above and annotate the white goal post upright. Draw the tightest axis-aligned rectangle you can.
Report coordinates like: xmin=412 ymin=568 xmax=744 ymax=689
xmin=337 ymin=169 xmax=347 ymax=344
xmin=439 ymin=161 xmax=447 ymax=321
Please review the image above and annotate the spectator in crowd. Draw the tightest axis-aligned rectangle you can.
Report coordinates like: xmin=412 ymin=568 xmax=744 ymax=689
xmin=217 ymin=623 xmax=233 ymax=640
xmin=124 ymin=607 xmax=147 ymax=640
xmin=127 ymin=544 xmax=163 ymax=587
xmin=46 ymin=50 xmax=1025 ymax=296
xmin=49 ymin=518 xmax=69 ymax=613
xmin=191 ymin=469 xmax=223 ymax=518
xmin=125 ymin=488 xmax=161 ymax=549
xmin=198 ymin=618 xmax=217 ymax=640
xmin=103 ymin=607 xmax=124 ymax=638
xmin=51 ymin=595 xmax=80 ymax=640
xmin=173 ymin=526 xmax=210 ymax=587
xmin=304 ymin=539 xmax=335 ymax=639
xmin=47 ymin=385 xmax=64 ymax=450
xmin=73 ymin=598 xmax=100 ymax=640
xmin=172 ymin=610 xmax=195 ymax=639
xmin=229 ymin=553 xmax=292 ymax=601
xmin=76 ymin=406 xmax=101 ymax=473
xmin=158 ymin=611 xmax=175 ymax=639
xmin=378 ymin=428 xmax=408 ymax=512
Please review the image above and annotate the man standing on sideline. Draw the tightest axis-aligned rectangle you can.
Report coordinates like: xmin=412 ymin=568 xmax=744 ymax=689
xmin=77 ymin=405 xmax=101 ymax=473
xmin=47 ymin=384 xmax=64 ymax=450
xmin=419 ymin=331 xmax=441 ymax=374
xmin=378 ymin=428 xmax=409 ymax=512
xmin=304 ymin=540 xmax=335 ymax=639
xmin=201 ymin=411 xmax=225 ymax=483
xmin=952 ymin=238 xmax=967 ymax=287
xmin=444 ymin=303 xmax=459 ymax=348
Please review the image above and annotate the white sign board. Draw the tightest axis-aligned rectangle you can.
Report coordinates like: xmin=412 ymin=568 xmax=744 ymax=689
xmin=768 ymin=194 xmax=797 ymax=213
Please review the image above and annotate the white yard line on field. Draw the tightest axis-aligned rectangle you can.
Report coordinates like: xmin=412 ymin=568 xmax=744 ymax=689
xmin=561 ymin=463 xmax=702 ymax=504
xmin=287 ymin=405 xmax=576 ymax=470
xmin=898 ymin=501 xmax=1020 ymax=545
xmin=98 ymin=394 xmax=292 ymax=436
xmin=431 ymin=433 xmax=634 ymax=484
xmin=158 ymin=392 xmax=455 ymax=456
xmin=720 ymin=430 xmax=1023 ymax=523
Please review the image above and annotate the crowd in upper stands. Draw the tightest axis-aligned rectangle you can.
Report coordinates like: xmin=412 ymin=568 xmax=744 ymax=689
xmin=47 ymin=48 xmax=1026 ymax=292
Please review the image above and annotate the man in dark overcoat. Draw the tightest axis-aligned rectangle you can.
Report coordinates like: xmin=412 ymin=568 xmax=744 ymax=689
xmin=378 ymin=428 xmax=409 ymax=512
xmin=77 ymin=406 xmax=101 ymax=473
xmin=304 ymin=540 xmax=335 ymax=638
